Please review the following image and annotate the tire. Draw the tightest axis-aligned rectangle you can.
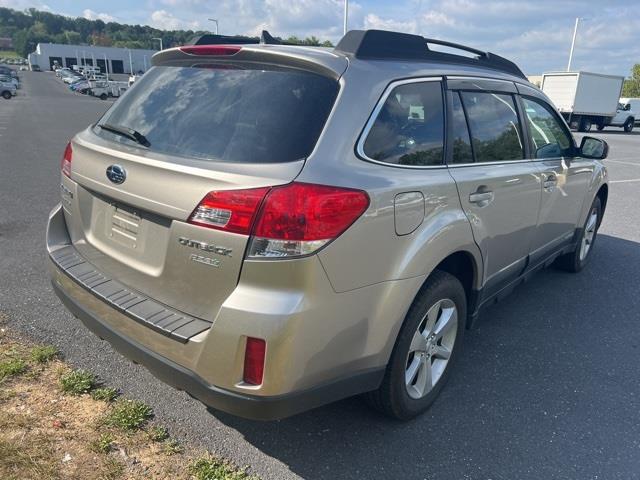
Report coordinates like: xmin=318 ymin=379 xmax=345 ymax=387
xmin=596 ymin=124 xmax=605 ymax=131
xmin=624 ymin=119 xmax=634 ymax=133
xmin=100 ymin=93 xmax=108 ymax=100
xmin=579 ymin=118 xmax=592 ymax=132
xmin=1 ymin=90 xmax=11 ymax=100
xmin=364 ymin=270 xmax=466 ymax=420
xmin=555 ymin=196 xmax=602 ymax=273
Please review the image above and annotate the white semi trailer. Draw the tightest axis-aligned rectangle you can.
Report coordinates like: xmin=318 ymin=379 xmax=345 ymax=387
xmin=541 ymin=71 xmax=634 ymax=132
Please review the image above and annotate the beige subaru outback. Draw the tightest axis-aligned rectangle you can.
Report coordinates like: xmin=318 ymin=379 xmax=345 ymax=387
xmin=47 ymin=30 xmax=609 ymax=420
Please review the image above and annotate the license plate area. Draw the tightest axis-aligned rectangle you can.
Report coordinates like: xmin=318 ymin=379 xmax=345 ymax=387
xmin=109 ymin=204 xmax=142 ymax=249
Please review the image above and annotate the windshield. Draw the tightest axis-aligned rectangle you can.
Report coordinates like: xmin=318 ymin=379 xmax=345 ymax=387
xmin=94 ymin=65 xmax=339 ymax=164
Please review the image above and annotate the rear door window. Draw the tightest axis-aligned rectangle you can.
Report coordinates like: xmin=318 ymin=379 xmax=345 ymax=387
xmin=94 ymin=65 xmax=339 ymax=164
xmin=460 ymin=91 xmax=524 ymax=163
xmin=362 ymin=81 xmax=444 ymax=166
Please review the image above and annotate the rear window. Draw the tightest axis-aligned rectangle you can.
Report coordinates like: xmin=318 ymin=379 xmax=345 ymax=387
xmin=94 ymin=65 xmax=339 ymax=163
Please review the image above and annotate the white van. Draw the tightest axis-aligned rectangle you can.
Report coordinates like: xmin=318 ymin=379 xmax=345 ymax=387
xmin=619 ymin=98 xmax=640 ymax=126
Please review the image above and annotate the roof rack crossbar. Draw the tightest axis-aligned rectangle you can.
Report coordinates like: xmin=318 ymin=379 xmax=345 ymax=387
xmin=335 ymin=30 xmax=526 ymax=80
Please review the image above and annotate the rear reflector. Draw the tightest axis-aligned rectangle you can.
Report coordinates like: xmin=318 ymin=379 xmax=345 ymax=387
xmin=61 ymin=142 xmax=72 ymax=178
xmin=188 ymin=187 xmax=269 ymax=235
xmin=243 ymin=337 xmax=266 ymax=385
xmin=189 ymin=182 xmax=369 ymax=258
xmin=179 ymin=45 xmax=241 ymax=56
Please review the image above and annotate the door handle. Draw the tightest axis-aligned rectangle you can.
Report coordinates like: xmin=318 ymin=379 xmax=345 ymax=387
xmin=543 ymin=173 xmax=558 ymax=189
xmin=469 ymin=191 xmax=494 ymax=205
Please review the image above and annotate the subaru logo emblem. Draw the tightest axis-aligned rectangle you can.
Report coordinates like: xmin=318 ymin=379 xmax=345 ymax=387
xmin=106 ymin=164 xmax=126 ymax=185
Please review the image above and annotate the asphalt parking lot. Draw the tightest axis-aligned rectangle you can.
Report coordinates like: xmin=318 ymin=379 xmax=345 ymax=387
xmin=1 ymin=71 xmax=639 ymax=480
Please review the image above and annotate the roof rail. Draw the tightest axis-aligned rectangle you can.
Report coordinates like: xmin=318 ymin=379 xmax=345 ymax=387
xmin=188 ymin=30 xmax=292 ymax=47
xmin=335 ymin=30 xmax=526 ymax=80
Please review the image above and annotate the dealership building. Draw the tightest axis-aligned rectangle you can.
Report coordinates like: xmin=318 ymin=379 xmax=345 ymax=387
xmin=28 ymin=43 xmax=158 ymax=73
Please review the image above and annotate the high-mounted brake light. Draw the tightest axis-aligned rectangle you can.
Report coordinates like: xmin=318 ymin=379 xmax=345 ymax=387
xmin=189 ymin=182 xmax=369 ymax=258
xmin=243 ymin=337 xmax=266 ymax=386
xmin=179 ymin=45 xmax=241 ymax=56
xmin=61 ymin=142 xmax=72 ymax=178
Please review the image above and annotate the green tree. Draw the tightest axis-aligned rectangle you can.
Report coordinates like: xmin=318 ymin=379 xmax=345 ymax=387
xmin=622 ymin=64 xmax=640 ymax=97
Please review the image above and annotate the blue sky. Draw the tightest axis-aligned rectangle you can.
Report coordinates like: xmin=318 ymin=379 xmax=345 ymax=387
xmin=3 ymin=0 xmax=639 ymax=76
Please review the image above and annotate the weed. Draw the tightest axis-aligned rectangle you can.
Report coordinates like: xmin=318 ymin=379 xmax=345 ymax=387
xmin=104 ymin=399 xmax=153 ymax=431
xmin=60 ymin=369 xmax=96 ymax=395
xmin=163 ymin=438 xmax=184 ymax=455
xmin=30 ymin=345 xmax=59 ymax=364
xmin=148 ymin=425 xmax=169 ymax=442
xmin=91 ymin=387 xmax=119 ymax=402
xmin=99 ymin=456 xmax=124 ymax=480
xmin=90 ymin=433 xmax=114 ymax=454
xmin=0 ymin=358 xmax=27 ymax=381
xmin=189 ymin=455 xmax=255 ymax=480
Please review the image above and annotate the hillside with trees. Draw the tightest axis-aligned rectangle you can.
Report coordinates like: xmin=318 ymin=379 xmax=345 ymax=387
xmin=0 ymin=7 xmax=332 ymax=58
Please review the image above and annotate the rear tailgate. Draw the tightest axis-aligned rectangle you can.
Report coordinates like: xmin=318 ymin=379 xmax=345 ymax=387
xmin=62 ymin=56 xmax=341 ymax=323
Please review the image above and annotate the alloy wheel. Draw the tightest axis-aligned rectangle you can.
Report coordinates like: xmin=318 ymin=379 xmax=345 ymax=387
xmin=579 ymin=208 xmax=598 ymax=261
xmin=405 ymin=298 xmax=458 ymax=400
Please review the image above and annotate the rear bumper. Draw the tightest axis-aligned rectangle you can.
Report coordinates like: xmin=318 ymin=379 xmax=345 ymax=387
xmin=52 ymin=278 xmax=383 ymax=420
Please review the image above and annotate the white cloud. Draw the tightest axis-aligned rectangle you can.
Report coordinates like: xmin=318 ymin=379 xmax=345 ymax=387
xmin=363 ymin=13 xmax=417 ymax=34
xmin=149 ymin=10 xmax=201 ymax=31
xmin=82 ymin=9 xmax=116 ymax=22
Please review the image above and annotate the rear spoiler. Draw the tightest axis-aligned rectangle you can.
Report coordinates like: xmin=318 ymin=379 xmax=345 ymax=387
xmin=152 ymin=31 xmax=346 ymax=80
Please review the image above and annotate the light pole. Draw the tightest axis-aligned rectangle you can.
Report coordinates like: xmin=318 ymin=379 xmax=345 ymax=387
xmin=152 ymin=37 xmax=163 ymax=51
xmin=103 ymin=54 xmax=109 ymax=81
xmin=567 ymin=17 xmax=589 ymax=71
xmin=343 ymin=0 xmax=348 ymax=35
xmin=208 ymin=18 xmax=219 ymax=35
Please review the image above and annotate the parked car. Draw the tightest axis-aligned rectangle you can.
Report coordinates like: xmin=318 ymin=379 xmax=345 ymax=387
xmin=619 ymin=97 xmax=640 ymax=126
xmin=56 ymin=67 xmax=72 ymax=77
xmin=0 ymin=77 xmax=16 ymax=99
xmin=541 ymin=71 xmax=633 ymax=132
xmin=48 ymin=29 xmax=609 ymax=421
xmin=0 ymin=74 xmax=19 ymax=89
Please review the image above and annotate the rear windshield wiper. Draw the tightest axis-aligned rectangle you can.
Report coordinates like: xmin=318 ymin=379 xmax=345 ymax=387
xmin=100 ymin=123 xmax=151 ymax=148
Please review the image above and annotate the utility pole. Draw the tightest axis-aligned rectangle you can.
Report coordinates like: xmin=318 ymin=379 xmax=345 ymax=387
xmin=343 ymin=0 xmax=349 ymax=35
xmin=208 ymin=18 xmax=219 ymax=35
xmin=103 ymin=54 xmax=109 ymax=81
xmin=567 ymin=17 xmax=580 ymax=71
xmin=128 ymin=49 xmax=133 ymax=74
xmin=152 ymin=37 xmax=163 ymax=51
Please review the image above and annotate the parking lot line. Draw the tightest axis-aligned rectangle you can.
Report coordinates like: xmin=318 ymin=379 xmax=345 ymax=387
xmin=607 ymin=159 xmax=640 ymax=167
xmin=610 ymin=178 xmax=640 ymax=184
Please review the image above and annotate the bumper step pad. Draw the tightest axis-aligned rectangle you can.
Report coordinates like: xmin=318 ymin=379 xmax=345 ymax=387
xmin=50 ymin=246 xmax=211 ymax=343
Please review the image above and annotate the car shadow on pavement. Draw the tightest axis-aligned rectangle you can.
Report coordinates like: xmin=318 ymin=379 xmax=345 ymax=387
xmin=214 ymin=234 xmax=640 ymax=480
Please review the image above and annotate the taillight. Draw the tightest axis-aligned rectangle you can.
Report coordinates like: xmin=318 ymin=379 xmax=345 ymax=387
xmin=243 ymin=337 xmax=266 ymax=385
xmin=188 ymin=187 xmax=269 ymax=235
xmin=189 ymin=182 xmax=369 ymax=258
xmin=61 ymin=142 xmax=72 ymax=177
xmin=179 ymin=45 xmax=241 ymax=56
xmin=249 ymin=183 xmax=370 ymax=258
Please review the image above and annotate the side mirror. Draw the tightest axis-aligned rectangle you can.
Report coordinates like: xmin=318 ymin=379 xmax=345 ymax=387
xmin=579 ymin=136 xmax=608 ymax=160
xmin=625 ymin=104 xmax=631 ymax=111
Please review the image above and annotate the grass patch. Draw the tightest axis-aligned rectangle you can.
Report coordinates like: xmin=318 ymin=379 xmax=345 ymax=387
xmin=163 ymin=438 xmax=184 ymax=456
xmin=91 ymin=387 xmax=119 ymax=402
xmin=30 ymin=345 xmax=59 ymax=364
xmin=60 ymin=369 xmax=96 ymax=395
xmin=148 ymin=425 xmax=169 ymax=442
xmin=100 ymin=456 xmax=125 ymax=480
xmin=0 ymin=358 xmax=27 ymax=381
xmin=189 ymin=455 xmax=255 ymax=480
xmin=104 ymin=399 xmax=153 ymax=431
xmin=0 ymin=437 xmax=58 ymax=479
xmin=90 ymin=433 xmax=114 ymax=454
